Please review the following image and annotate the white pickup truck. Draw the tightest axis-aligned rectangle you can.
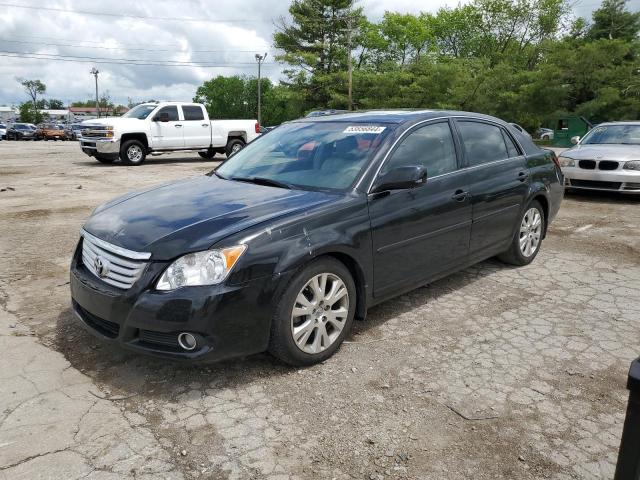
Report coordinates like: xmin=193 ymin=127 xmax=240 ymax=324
xmin=78 ymin=102 xmax=260 ymax=165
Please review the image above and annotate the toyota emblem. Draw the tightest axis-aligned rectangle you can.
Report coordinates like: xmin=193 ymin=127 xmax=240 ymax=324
xmin=93 ymin=256 xmax=110 ymax=278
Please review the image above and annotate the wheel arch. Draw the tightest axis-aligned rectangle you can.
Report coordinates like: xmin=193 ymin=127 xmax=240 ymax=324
xmin=120 ymin=132 xmax=149 ymax=150
xmin=530 ymin=193 xmax=550 ymax=238
xmin=227 ymin=131 xmax=247 ymax=144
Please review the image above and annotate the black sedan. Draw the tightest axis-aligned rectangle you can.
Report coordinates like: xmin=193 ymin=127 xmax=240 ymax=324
xmin=6 ymin=123 xmax=37 ymax=140
xmin=70 ymin=110 xmax=564 ymax=366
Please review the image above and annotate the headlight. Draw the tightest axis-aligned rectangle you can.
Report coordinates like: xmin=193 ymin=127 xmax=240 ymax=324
xmin=623 ymin=160 xmax=640 ymax=171
xmin=558 ymin=156 xmax=575 ymax=167
xmin=156 ymin=245 xmax=246 ymax=290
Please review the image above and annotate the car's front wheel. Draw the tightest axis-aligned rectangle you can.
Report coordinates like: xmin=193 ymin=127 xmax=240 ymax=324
xmin=269 ymin=257 xmax=356 ymax=366
xmin=498 ymin=200 xmax=545 ymax=266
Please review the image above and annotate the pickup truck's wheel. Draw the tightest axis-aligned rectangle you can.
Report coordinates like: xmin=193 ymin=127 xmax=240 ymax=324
xmin=198 ymin=150 xmax=216 ymax=159
xmin=269 ymin=257 xmax=356 ymax=366
xmin=121 ymin=140 xmax=147 ymax=166
xmin=95 ymin=154 xmax=116 ymax=164
xmin=498 ymin=200 xmax=545 ymax=266
xmin=225 ymin=138 xmax=245 ymax=157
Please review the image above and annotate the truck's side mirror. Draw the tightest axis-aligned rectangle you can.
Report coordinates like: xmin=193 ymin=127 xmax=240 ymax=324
xmin=156 ymin=112 xmax=169 ymax=123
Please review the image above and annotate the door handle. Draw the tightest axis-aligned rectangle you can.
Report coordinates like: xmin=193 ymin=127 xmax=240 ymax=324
xmin=452 ymin=189 xmax=468 ymax=202
xmin=202 ymin=124 xmax=209 ymax=127
xmin=517 ymin=171 xmax=529 ymax=181
xmin=174 ymin=124 xmax=182 ymax=128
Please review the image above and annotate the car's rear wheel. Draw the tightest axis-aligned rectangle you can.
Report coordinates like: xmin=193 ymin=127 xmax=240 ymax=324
xmin=121 ymin=140 xmax=146 ymax=166
xmin=269 ymin=257 xmax=356 ymax=366
xmin=498 ymin=200 xmax=545 ymax=266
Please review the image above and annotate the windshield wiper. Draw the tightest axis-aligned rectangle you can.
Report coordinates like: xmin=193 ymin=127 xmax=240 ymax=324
xmin=230 ymin=176 xmax=292 ymax=189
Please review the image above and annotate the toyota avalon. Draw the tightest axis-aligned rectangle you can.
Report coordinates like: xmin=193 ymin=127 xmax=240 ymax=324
xmin=70 ymin=110 xmax=563 ymax=366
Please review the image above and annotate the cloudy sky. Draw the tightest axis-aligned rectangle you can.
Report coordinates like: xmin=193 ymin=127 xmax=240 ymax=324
xmin=0 ymin=0 xmax=618 ymax=108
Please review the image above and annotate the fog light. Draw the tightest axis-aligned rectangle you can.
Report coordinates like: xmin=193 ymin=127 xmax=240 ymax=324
xmin=177 ymin=332 xmax=197 ymax=351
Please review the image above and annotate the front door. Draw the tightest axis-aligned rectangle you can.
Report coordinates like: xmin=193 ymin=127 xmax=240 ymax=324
xmin=369 ymin=120 xmax=472 ymax=298
xmin=150 ymin=106 xmax=184 ymax=148
xmin=454 ymin=120 xmax=530 ymax=259
xmin=181 ymin=105 xmax=211 ymax=148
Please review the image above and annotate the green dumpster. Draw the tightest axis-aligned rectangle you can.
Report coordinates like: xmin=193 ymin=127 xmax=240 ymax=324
xmin=551 ymin=116 xmax=592 ymax=147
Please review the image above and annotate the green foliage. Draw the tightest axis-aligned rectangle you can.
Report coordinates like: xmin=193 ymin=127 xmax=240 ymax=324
xmin=18 ymin=102 xmax=41 ymax=124
xmin=588 ymin=0 xmax=640 ymax=41
xmin=47 ymin=99 xmax=65 ymax=109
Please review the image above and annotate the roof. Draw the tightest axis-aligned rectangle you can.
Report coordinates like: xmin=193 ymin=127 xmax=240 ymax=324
xmin=596 ymin=121 xmax=640 ymax=126
xmin=295 ymin=109 xmax=507 ymax=125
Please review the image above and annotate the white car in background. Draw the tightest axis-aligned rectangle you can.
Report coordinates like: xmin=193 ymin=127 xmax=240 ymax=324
xmin=0 ymin=123 xmax=6 ymax=140
xmin=559 ymin=121 xmax=640 ymax=194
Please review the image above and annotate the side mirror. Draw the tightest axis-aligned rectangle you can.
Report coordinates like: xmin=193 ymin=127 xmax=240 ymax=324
xmin=570 ymin=135 xmax=580 ymax=145
xmin=156 ymin=112 xmax=169 ymax=122
xmin=372 ymin=166 xmax=427 ymax=193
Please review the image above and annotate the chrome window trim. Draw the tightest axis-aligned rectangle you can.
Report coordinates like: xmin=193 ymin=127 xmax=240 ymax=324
xmin=362 ymin=115 xmax=526 ymax=194
xmin=81 ymin=229 xmax=151 ymax=260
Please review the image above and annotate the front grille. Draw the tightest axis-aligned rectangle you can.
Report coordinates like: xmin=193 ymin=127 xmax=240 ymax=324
xmin=599 ymin=160 xmax=619 ymax=170
xmin=80 ymin=230 xmax=150 ymax=289
xmin=75 ymin=302 xmax=120 ymax=338
xmin=623 ymin=182 xmax=640 ymax=190
xmin=570 ymin=179 xmax=622 ymax=190
xmin=139 ymin=330 xmax=180 ymax=350
xmin=579 ymin=160 xmax=596 ymax=170
xmin=81 ymin=127 xmax=112 ymax=139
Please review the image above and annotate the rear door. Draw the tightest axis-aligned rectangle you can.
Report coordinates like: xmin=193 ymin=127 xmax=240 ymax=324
xmin=369 ymin=120 xmax=472 ymax=297
xmin=181 ymin=105 xmax=211 ymax=148
xmin=454 ymin=119 xmax=529 ymax=259
xmin=150 ymin=105 xmax=184 ymax=148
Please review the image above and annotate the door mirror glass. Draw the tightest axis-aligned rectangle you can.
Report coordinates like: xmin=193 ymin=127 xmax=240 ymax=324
xmin=372 ymin=166 xmax=427 ymax=193
xmin=570 ymin=135 xmax=580 ymax=145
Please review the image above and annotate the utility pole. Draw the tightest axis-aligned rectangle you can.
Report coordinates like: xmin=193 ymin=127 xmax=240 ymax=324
xmin=347 ymin=18 xmax=353 ymax=111
xmin=255 ymin=53 xmax=267 ymax=126
xmin=90 ymin=67 xmax=100 ymax=118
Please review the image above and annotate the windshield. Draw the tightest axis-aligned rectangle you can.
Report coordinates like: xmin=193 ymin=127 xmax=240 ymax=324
xmin=123 ymin=104 xmax=157 ymax=120
xmin=581 ymin=125 xmax=640 ymax=145
xmin=216 ymin=121 xmax=393 ymax=191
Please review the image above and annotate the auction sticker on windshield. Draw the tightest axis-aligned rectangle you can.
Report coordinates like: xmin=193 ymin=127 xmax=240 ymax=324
xmin=343 ymin=126 xmax=386 ymax=134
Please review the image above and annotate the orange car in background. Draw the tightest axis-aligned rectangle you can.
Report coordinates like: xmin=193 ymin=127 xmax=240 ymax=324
xmin=37 ymin=124 xmax=68 ymax=141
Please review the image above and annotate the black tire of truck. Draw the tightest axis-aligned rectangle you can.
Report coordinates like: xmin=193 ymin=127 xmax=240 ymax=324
xmin=95 ymin=154 xmax=116 ymax=164
xmin=198 ymin=150 xmax=216 ymax=159
xmin=120 ymin=139 xmax=147 ymax=166
xmin=225 ymin=138 xmax=245 ymax=157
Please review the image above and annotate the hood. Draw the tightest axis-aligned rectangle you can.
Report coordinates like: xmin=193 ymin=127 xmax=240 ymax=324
xmin=83 ymin=175 xmax=337 ymax=260
xmin=562 ymin=144 xmax=640 ymax=162
xmin=82 ymin=117 xmax=149 ymax=131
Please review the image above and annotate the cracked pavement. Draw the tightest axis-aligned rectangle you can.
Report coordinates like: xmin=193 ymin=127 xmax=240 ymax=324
xmin=0 ymin=142 xmax=638 ymax=479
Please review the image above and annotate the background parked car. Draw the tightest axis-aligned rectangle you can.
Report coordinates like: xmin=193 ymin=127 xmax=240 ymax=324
xmin=537 ymin=128 xmax=554 ymax=140
xmin=39 ymin=124 xmax=68 ymax=141
xmin=64 ymin=123 xmax=84 ymax=140
xmin=0 ymin=123 xmax=6 ymax=140
xmin=6 ymin=123 xmax=37 ymax=140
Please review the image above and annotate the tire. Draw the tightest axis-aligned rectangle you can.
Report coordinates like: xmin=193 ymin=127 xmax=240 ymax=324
xmin=269 ymin=257 xmax=356 ymax=366
xmin=95 ymin=154 xmax=116 ymax=164
xmin=225 ymin=138 xmax=245 ymax=157
xmin=498 ymin=200 xmax=545 ymax=266
xmin=120 ymin=139 xmax=147 ymax=166
xmin=198 ymin=150 xmax=216 ymax=159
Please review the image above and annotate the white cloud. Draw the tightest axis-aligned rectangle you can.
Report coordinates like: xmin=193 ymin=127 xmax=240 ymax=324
xmin=0 ymin=0 xmax=609 ymax=107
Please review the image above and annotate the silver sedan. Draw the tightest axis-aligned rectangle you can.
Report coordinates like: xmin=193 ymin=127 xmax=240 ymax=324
xmin=559 ymin=122 xmax=640 ymax=194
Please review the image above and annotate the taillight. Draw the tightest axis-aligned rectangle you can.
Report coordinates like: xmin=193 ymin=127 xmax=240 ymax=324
xmin=255 ymin=122 xmax=260 ymax=134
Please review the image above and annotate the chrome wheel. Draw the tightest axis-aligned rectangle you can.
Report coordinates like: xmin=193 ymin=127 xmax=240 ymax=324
xmin=127 ymin=145 xmax=143 ymax=162
xmin=291 ymin=273 xmax=349 ymax=354
xmin=231 ymin=143 xmax=243 ymax=154
xmin=519 ymin=207 xmax=542 ymax=257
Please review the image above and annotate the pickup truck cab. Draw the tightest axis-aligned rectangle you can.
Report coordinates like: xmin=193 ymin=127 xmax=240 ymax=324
xmin=79 ymin=102 xmax=260 ymax=165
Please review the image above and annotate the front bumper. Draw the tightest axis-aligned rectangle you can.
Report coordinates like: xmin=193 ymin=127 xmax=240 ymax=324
xmin=79 ymin=137 xmax=121 ymax=156
xmin=562 ymin=166 xmax=640 ymax=194
xmin=70 ymin=242 xmax=287 ymax=362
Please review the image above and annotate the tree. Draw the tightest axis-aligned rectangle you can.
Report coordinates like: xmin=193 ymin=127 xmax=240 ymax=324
xmin=47 ymin=99 xmax=65 ymax=109
xmin=19 ymin=79 xmax=46 ymax=123
xmin=18 ymin=102 xmax=36 ymax=123
xmin=588 ymin=0 xmax=640 ymax=41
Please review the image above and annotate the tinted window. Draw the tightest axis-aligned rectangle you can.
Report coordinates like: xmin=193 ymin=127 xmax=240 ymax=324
xmin=182 ymin=105 xmax=205 ymax=121
xmin=383 ymin=122 xmax=457 ymax=177
xmin=156 ymin=106 xmax=179 ymax=121
xmin=457 ymin=121 xmax=509 ymax=166
xmin=502 ymin=131 xmax=520 ymax=157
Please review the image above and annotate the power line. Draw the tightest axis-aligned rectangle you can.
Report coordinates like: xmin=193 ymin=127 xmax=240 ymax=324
xmin=0 ymin=51 xmax=282 ymax=68
xmin=0 ymin=38 xmax=273 ymax=54
xmin=0 ymin=2 xmax=268 ymax=23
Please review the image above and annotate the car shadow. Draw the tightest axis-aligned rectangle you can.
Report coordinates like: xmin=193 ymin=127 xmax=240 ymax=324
xmin=564 ymin=188 xmax=640 ymax=205
xmin=74 ymin=156 xmax=225 ymax=167
xmin=53 ymin=258 xmax=507 ymax=400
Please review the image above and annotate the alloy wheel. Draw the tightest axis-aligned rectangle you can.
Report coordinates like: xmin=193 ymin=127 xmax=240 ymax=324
xmin=290 ymin=273 xmax=349 ymax=354
xmin=127 ymin=145 xmax=143 ymax=162
xmin=519 ymin=207 xmax=542 ymax=257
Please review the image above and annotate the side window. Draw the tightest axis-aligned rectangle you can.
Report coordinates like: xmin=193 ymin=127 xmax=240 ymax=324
xmin=156 ymin=106 xmax=179 ymax=121
xmin=182 ymin=105 xmax=205 ymax=121
xmin=457 ymin=121 xmax=509 ymax=166
xmin=502 ymin=130 xmax=520 ymax=157
xmin=383 ymin=122 xmax=458 ymax=177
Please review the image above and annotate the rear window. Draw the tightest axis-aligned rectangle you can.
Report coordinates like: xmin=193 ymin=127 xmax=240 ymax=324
xmin=457 ymin=121 xmax=510 ymax=166
xmin=182 ymin=105 xmax=205 ymax=121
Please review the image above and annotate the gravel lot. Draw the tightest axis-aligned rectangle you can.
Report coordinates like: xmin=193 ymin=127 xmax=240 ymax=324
xmin=1 ymin=141 xmax=639 ymax=480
